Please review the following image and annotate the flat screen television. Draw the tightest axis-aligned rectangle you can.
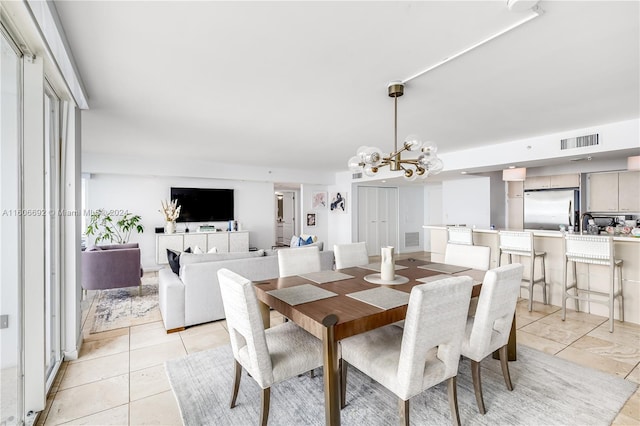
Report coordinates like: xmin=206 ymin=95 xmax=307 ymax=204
xmin=170 ymin=187 xmax=234 ymax=223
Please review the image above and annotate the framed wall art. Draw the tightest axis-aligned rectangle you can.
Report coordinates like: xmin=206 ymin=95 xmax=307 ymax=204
xmin=312 ymin=191 xmax=328 ymax=210
xmin=329 ymin=192 xmax=347 ymax=213
xmin=306 ymin=213 xmax=317 ymax=227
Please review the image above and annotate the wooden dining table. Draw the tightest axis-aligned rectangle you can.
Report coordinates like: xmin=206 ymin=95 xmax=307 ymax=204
xmin=253 ymin=258 xmax=512 ymax=426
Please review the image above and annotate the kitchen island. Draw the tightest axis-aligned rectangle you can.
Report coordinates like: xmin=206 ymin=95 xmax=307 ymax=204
xmin=424 ymin=225 xmax=640 ymax=325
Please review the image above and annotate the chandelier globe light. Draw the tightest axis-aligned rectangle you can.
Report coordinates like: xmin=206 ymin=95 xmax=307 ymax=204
xmin=348 ymin=81 xmax=443 ymax=181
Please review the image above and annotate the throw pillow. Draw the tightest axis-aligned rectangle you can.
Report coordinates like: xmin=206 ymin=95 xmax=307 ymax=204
xmin=290 ymin=236 xmax=300 ymax=247
xmin=193 ymin=245 xmax=204 ymax=254
xmin=86 ymin=245 xmax=102 ymax=251
xmin=304 ymin=236 xmax=313 ymax=245
xmin=208 ymin=247 xmax=218 ymax=253
xmin=166 ymin=247 xmax=192 ymax=275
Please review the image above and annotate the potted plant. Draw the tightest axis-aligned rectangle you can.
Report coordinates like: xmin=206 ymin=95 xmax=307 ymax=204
xmin=160 ymin=199 xmax=181 ymax=234
xmin=86 ymin=209 xmax=144 ymax=244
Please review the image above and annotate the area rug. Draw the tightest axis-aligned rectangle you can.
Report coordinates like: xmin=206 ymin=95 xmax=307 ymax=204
xmin=89 ymin=284 xmax=161 ymax=334
xmin=166 ymin=344 xmax=637 ymax=426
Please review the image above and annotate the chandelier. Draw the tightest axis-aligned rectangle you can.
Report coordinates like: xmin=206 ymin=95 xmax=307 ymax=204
xmin=348 ymin=82 xmax=443 ymax=181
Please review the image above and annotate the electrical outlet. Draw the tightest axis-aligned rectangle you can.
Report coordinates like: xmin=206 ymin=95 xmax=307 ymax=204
xmin=0 ymin=315 xmax=8 ymax=329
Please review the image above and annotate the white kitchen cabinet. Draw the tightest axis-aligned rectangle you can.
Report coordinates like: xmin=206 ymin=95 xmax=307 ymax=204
xmin=524 ymin=176 xmax=550 ymax=190
xmin=586 ymin=171 xmax=640 ymax=213
xmin=524 ymin=173 xmax=580 ymax=190
xmin=507 ymin=181 xmax=524 ymax=198
xmin=550 ymin=173 xmax=580 ymax=188
xmin=588 ymin=172 xmax=619 ymax=212
xmin=618 ymin=171 xmax=640 ymax=212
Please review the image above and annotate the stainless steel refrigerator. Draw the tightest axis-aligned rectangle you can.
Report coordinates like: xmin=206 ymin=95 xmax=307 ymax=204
xmin=524 ymin=189 xmax=580 ymax=231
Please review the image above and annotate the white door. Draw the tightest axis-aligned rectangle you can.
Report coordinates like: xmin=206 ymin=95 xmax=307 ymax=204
xmin=358 ymin=187 xmax=399 ymax=256
xmin=282 ymin=192 xmax=295 ymax=244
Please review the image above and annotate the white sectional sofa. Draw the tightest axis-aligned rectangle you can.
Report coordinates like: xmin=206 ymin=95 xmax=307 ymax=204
xmin=158 ymin=249 xmax=334 ymax=332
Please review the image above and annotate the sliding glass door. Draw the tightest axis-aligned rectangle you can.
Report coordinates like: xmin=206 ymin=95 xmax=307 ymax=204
xmin=0 ymin=27 xmax=23 ymax=426
xmin=44 ymin=85 xmax=63 ymax=385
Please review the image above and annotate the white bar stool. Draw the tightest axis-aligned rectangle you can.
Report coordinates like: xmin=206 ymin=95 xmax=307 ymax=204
xmin=498 ymin=231 xmax=548 ymax=312
xmin=562 ymin=234 xmax=623 ymax=333
xmin=447 ymin=227 xmax=473 ymax=245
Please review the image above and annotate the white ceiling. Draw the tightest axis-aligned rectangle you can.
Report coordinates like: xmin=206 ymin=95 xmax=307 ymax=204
xmin=53 ymin=1 xmax=639 ymax=173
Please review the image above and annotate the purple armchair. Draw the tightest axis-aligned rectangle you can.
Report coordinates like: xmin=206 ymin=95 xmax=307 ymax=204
xmin=82 ymin=243 xmax=143 ymax=293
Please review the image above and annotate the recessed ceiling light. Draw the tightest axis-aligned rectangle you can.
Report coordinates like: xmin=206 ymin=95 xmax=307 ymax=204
xmin=508 ymin=166 xmax=516 ymax=169
xmin=460 ymin=171 xmax=467 ymax=175
xmin=381 ymin=180 xmax=387 ymax=183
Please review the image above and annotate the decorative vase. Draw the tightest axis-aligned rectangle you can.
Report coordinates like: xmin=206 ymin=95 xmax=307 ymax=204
xmin=165 ymin=221 xmax=176 ymax=234
xmin=380 ymin=246 xmax=395 ymax=281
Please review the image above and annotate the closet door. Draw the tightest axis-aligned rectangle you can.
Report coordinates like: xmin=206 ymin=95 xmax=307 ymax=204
xmin=380 ymin=187 xmax=398 ymax=249
xmin=358 ymin=187 xmax=399 ymax=256
xmin=358 ymin=187 xmax=378 ymax=255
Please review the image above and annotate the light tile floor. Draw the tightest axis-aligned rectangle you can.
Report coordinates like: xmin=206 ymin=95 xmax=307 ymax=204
xmin=37 ymin=257 xmax=640 ymax=426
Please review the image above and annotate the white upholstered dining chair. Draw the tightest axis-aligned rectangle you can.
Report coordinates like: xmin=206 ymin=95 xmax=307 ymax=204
xmin=277 ymin=245 xmax=321 ymax=277
xmin=217 ymin=268 xmax=323 ymax=426
xmin=340 ymin=276 xmax=474 ymax=426
xmin=460 ymin=263 xmax=524 ymax=414
xmin=333 ymin=242 xmax=369 ymax=269
xmin=444 ymin=243 xmax=491 ymax=271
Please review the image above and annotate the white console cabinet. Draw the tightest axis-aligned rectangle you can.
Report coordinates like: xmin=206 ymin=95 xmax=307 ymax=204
xmin=156 ymin=231 xmax=249 ymax=264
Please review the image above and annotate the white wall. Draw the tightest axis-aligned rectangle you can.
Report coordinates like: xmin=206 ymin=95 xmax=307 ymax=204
xmin=441 ymin=118 xmax=639 ymax=172
xmin=488 ymin=171 xmax=506 ymax=229
xmin=423 ymin=183 xmax=443 ymax=251
xmin=300 ymin=184 xmax=329 ymax=245
xmin=442 ymin=176 xmax=491 ymax=228
xmin=398 ymin=186 xmax=424 ymax=253
xmin=326 ymin=173 xmax=352 ymax=250
xmin=86 ymin=174 xmax=275 ymax=269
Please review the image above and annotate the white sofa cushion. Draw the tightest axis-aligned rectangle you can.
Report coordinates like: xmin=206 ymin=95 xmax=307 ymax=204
xmin=158 ymin=250 xmax=335 ymax=330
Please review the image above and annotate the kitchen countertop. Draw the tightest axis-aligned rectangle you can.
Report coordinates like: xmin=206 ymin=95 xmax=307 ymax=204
xmin=422 ymin=225 xmax=640 ymax=242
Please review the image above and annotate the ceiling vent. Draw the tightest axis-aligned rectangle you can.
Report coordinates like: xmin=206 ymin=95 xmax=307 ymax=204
xmin=560 ymin=133 xmax=599 ymax=150
xmin=352 ymin=172 xmax=363 ymax=180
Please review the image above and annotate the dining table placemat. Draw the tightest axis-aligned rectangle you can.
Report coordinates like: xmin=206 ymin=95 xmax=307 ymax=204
xmin=357 ymin=263 xmax=408 ymax=272
xmin=415 ymin=274 xmax=451 ymax=283
xmin=298 ymin=270 xmax=355 ymax=284
xmin=417 ymin=263 xmax=471 ymax=274
xmin=347 ymin=287 xmax=410 ymax=310
xmin=267 ymin=284 xmax=338 ymax=306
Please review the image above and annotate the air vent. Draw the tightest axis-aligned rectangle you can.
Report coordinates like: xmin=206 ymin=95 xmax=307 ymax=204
xmin=404 ymin=232 xmax=420 ymax=247
xmin=560 ymin=133 xmax=599 ymax=150
xmin=352 ymin=172 xmax=363 ymax=179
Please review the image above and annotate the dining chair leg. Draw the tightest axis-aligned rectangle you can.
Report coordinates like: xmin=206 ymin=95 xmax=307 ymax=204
xmin=618 ymin=265 xmax=624 ymax=323
xmin=572 ymin=261 xmax=579 ymax=312
xmin=470 ymin=360 xmax=486 ymax=415
xmin=340 ymin=359 xmax=347 ymax=409
xmin=541 ymin=255 xmax=548 ymax=305
xmin=230 ymin=360 xmax=242 ymax=408
xmin=260 ymin=387 xmax=270 ymax=426
xmin=447 ymin=376 xmax=461 ymax=426
xmin=498 ymin=345 xmax=513 ymax=391
xmin=310 ymin=369 xmax=315 ymax=378
xmin=528 ymin=256 xmax=534 ymax=312
xmin=398 ymin=398 xmax=410 ymax=426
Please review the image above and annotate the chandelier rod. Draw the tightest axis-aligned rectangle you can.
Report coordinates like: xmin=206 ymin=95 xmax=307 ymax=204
xmin=394 ymin=94 xmax=398 ymax=154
